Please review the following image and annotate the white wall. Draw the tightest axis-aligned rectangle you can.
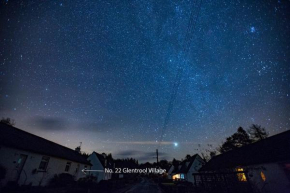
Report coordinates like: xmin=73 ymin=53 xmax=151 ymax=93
xmin=87 ymin=153 xmax=104 ymax=183
xmin=186 ymin=156 xmax=204 ymax=183
xmin=87 ymin=153 xmax=112 ymax=182
xmin=167 ymin=165 xmax=174 ymax=179
xmin=0 ymin=146 xmax=88 ymax=186
xmin=245 ymin=163 xmax=290 ymax=193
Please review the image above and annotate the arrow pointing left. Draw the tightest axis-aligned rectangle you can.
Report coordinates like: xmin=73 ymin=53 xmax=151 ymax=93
xmin=81 ymin=169 xmax=104 ymax=174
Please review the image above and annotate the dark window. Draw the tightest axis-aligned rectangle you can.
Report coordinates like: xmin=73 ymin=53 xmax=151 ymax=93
xmin=75 ymin=164 xmax=80 ymax=174
xmin=38 ymin=156 xmax=50 ymax=171
xmin=65 ymin=162 xmax=71 ymax=172
xmin=280 ymin=163 xmax=290 ymax=181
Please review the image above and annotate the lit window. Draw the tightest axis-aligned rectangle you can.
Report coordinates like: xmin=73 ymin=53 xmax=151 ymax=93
xmin=65 ymin=162 xmax=71 ymax=172
xmin=172 ymin=174 xmax=180 ymax=180
xmin=180 ymin=174 xmax=185 ymax=179
xmin=260 ymin=171 xmax=266 ymax=181
xmin=38 ymin=156 xmax=50 ymax=171
xmin=236 ymin=168 xmax=247 ymax=182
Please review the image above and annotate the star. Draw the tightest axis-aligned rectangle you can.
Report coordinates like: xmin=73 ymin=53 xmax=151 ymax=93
xmin=250 ymin=26 xmax=256 ymax=33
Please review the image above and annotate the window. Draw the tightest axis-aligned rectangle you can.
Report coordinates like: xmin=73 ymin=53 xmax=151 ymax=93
xmin=65 ymin=162 xmax=71 ymax=172
xmin=280 ymin=163 xmax=290 ymax=181
xmin=75 ymin=164 xmax=80 ymax=174
xmin=236 ymin=168 xmax=247 ymax=182
xmin=260 ymin=171 xmax=266 ymax=181
xmin=172 ymin=174 xmax=180 ymax=180
xmin=38 ymin=156 xmax=50 ymax=171
xmin=180 ymin=174 xmax=185 ymax=179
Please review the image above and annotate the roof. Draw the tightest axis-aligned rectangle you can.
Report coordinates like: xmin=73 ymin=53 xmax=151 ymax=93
xmin=0 ymin=123 xmax=91 ymax=165
xmin=172 ymin=154 xmax=200 ymax=174
xmin=201 ymin=130 xmax=290 ymax=171
xmin=91 ymin=152 xmax=114 ymax=169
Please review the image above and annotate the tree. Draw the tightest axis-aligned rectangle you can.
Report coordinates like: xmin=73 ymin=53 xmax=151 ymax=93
xmin=171 ymin=158 xmax=180 ymax=167
xmin=231 ymin=127 xmax=253 ymax=146
xmin=185 ymin=154 xmax=191 ymax=160
xmin=248 ymin=124 xmax=268 ymax=141
xmin=218 ymin=127 xmax=252 ymax=153
xmin=159 ymin=160 xmax=170 ymax=169
xmin=81 ymin=152 xmax=89 ymax=159
xmin=0 ymin=117 xmax=15 ymax=126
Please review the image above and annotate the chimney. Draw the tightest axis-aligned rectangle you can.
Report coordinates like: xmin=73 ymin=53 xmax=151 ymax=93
xmin=75 ymin=146 xmax=81 ymax=153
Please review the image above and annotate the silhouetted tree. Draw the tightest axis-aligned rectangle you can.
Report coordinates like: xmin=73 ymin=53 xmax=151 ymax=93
xmin=248 ymin=124 xmax=268 ymax=141
xmin=185 ymin=154 xmax=191 ymax=160
xmin=171 ymin=158 xmax=180 ymax=167
xmin=106 ymin=153 xmax=114 ymax=162
xmin=114 ymin=158 xmax=139 ymax=169
xmin=201 ymin=150 xmax=217 ymax=162
xmin=81 ymin=152 xmax=89 ymax=159
xmin=159 ymin=160 xmax=170 ymax=169
xmin=0 ymin=117 xmax=15 ymax=126
xmin=218 ymin=127 xmax=252 ymax=153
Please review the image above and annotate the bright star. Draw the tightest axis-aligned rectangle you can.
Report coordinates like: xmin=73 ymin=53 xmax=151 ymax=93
xmin=250 ymin=27 xmax=256 ymax=33
xmin=174 ymin=142 xmax=178 ymax=147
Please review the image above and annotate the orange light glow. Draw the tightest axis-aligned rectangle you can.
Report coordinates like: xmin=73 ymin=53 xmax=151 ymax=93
xmin=236 ymin=168 xmax=247 ymax=182
xmin=260 ymin=171 xmax=266 ymax=181
xmin=172 ymin=174 xmax=180 ymax=180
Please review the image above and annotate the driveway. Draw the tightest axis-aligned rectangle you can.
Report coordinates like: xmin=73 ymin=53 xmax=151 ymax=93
xmin=122 ymin=177 xmax=163 ymax=193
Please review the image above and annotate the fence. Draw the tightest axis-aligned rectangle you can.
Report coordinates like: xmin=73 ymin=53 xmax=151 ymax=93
xmin=192 ymin=171 xmax=254 ymax=193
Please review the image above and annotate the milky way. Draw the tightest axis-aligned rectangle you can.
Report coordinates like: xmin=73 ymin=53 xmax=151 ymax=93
xmin=1 ymin=0 xmax=289 ymax=162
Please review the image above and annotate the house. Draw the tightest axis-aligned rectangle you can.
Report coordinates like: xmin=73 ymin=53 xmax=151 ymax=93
xmin=0 ymin=123 xmax=91 ymax=186
xmin=87 ymin=152 xmax=114 ymax=182
xmin=168 ymin=154 xmax=204 ymax=183
xmin=200 ymin=130 xmax=290 ymax=193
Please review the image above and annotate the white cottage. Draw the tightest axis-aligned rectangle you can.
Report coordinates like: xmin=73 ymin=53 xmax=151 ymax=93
xmin=87 ymin=152 xmax=114 ymax=182
xmin=200 ymin=130 xmax=290 ymax=193
xmin=168 ymin=154 xmax=205 ymax=183
xmin=0 ymin=123 xmax=91 ymax=186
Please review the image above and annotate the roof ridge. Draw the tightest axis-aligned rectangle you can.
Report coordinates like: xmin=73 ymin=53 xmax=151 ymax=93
xmin=212 ymin=129 xmax=290 ymax=160
xmin=0 ymin=123 xmax=78 ymax=153
xmin=0 ymin=123 xmax=91 ymax=165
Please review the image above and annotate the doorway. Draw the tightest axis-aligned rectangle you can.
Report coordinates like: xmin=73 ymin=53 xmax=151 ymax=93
xmin=15 ymin=154 xmax=28 ymax=182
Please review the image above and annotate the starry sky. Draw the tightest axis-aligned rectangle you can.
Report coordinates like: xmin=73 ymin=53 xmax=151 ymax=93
xmin=1 ymin=0 xmax=290 ymax=162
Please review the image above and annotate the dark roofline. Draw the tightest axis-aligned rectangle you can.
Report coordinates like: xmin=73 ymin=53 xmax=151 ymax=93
xmin=172 ymin=154 xmax=201 ymax=174
xmin=0 ymin=123 xmax=91 ymax=165
xmin=4 ymin=124 xmax=78 ymax=152
xmin=201 ymin=130 xmax=290 ymax=171
xmin=213 ymin=130 xmax=290 ymax=162
xmin=92 ymin=152 xmax=114 ymax=168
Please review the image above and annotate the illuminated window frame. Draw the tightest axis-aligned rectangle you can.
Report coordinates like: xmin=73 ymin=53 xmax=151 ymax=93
xmin=172 ymin=174 xmax=180 ymax=180
xmin=180 ymin=174 xmax=185 ymax=179
xmin=260 ymin=171 xmax=266 ymax=181
xmin=236 ymin=168 xmax=247 ymax=182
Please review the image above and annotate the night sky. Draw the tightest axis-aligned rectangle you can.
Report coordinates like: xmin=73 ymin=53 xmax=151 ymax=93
xmin=1 ymin=0 xmax=290 ymax=162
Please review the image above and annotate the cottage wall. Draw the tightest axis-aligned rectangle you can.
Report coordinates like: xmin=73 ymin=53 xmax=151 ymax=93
xmin=245 ymin=162 xmax=290 ymax=193
xmin=87 ymin=154 xmax=105 ymax=182
xmin=167 ymin=165 xmax=174 ymax=179
xmin=0 ymin=146 xmax=88 ymax=186
xmin=186 ymin=156 xmax=204 ymax=183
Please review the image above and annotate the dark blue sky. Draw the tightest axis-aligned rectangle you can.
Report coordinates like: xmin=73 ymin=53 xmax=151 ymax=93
xmin=1 ymin=0 xmax=289 ymax=162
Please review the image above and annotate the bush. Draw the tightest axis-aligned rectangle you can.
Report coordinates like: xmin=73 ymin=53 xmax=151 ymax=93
xmin=77 ymin=176 xmax=97 ymax=188
xmin=49 ymin=173 xmax=75 ymax=187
